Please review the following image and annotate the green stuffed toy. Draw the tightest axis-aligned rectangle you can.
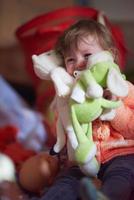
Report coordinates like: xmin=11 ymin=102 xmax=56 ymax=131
xmin=71 ymin=51 xmax=128 ymax=104
xmin=70 ymin=94 xmax=121 ymax=165
xmin=69 ymin=51 xmax=128 ymax=170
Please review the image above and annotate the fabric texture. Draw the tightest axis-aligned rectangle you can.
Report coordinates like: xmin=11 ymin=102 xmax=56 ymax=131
xmin=98 ymin=154 xmax=134 ymax=200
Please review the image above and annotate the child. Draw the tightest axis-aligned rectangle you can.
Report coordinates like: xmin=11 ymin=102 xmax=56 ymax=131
xmin=7 ymin=19 xmax=133 ymax=200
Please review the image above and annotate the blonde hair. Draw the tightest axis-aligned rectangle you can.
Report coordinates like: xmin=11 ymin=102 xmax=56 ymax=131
xmin=55 ymin=19 xmax=118 ymax=64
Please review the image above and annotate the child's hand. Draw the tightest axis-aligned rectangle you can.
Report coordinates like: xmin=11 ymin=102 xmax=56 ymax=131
xmin=103 ymin=89 xmax=117 ymax=101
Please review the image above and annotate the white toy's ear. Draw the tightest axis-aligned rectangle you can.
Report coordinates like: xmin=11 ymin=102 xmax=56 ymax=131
xmin=32 ymin=50 xmax=62 ymax=80
xmin=107 ymin=68 xmax=128 ymax=97
xmin=32 ymin=54 xmax=50 ymax=80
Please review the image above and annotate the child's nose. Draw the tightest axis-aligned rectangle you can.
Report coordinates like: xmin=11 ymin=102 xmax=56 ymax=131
xmin=76 ymin=59 xmax=87 ymax=70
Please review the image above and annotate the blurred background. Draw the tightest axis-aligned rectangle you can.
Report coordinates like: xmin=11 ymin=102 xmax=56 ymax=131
xmin=0 ymin=0 xmax=134 ymax=104
xmin=0 ymin=1 xmax=134 ymax=194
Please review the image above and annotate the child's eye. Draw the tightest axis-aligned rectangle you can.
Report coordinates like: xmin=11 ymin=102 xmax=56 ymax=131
xmin=84 ymin=53 xmax=91 ymax=60
xmin=66 ymin=58 xmax=75 ymax=64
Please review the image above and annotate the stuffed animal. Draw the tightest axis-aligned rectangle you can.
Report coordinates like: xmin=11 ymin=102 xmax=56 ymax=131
xmin=68 ymin=51 xmax=129 ymax=169
xmin=32 ymin=50 xmax=124 ymax=177
xmin=33 ymin=50 xmax=74 ymax=97
xmin=32 ymin=50 xmax=98 ymax=176
xmin=19 ymin=152 xmax=59 ymax=193
xmin=69 ymin=51 xmax=129 ymax=171
xmin=0 ymin=153 xmax=16 ymax=183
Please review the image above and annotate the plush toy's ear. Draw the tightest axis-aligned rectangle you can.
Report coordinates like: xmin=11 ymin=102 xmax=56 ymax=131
xmin=107 ymin=68 xmax=128 ymax=97
xmin=32 ymin=50 xmax=62 ymax=80
xmin=32 ymin=54 xmax=51 ymax=80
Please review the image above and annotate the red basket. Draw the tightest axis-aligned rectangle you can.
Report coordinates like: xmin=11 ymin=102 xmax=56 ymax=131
xmin=16 ymin=6 xmax=127 ymax=87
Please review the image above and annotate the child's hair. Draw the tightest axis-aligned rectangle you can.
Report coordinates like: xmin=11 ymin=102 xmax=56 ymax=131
xmin=55 ymin=19 xmax=119 ymax=64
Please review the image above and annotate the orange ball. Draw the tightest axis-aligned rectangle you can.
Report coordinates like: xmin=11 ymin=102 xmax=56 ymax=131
xmin=19 ymin=152 xmax=59 ymax=193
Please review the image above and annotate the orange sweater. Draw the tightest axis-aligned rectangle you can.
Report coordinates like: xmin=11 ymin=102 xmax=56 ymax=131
xmin=93 ymin=81 xmax=134 ymax=164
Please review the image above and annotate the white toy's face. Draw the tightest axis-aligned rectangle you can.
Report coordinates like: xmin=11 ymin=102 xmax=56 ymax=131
xmin=32 ymin=50 xmax=62 ymax=80
xmin=45 ymin=50 xmax=62 ymax=67
xmin=64 ymin=35 xmax=103 ymax=76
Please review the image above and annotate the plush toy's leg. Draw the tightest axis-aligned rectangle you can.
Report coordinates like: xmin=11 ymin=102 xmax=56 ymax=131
xmin=81 ymin=123 xmax=91 ymax=138
xmin=80 ymin=123 xmax=100 ymax=176
xmin=66 ymin=139 xmax=76 ymax=162
xmin=66 ymin=125 xmax=78 ymax=149
xmin=81 ymin=123 xmax=95 ymax=142
xmin=71 ymin=106 xmax=96 ymax=164
xmin=53 ymin=118 xmax=66 ymax=153
xmin=80 ymin=157 xmax=100 ymax=177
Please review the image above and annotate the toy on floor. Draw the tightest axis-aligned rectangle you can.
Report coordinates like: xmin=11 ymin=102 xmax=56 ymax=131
xmin=0 ymin=154 xmax=29 ymax=200
xmin=19 ymin=152 xmax=59 ymax=193
xmin=0 ymin=153 xmax=16 ymax=183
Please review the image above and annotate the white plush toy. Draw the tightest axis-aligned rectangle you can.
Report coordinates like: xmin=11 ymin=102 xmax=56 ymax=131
xmin=0 ymin=153 xmax=16 ymax=182
xmin=32 ymin=50 xmax=75 ymax=150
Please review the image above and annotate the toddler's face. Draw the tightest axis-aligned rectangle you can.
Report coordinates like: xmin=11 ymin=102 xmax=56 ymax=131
xmin=64 ymin=35 xmax=103 ymax=76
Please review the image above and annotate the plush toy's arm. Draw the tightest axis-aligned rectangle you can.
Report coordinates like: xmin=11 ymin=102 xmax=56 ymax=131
xmin=51 ymin=67 xmax=74 ymax=97
xmin=82 ymin=69 xmax=103 ymax=98
xmin=53 ymin=117 xmax=66 ymax=153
